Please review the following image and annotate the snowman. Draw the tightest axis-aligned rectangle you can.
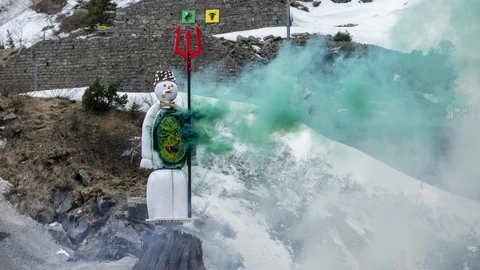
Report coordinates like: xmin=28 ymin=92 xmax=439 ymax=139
xmin=140 ymin=69 xmax=193 ymax=221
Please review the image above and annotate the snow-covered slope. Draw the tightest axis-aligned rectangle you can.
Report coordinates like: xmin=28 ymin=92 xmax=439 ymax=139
xmin=28 ymin=88 xmax=480 ymax=269
xmin=216 ymin=0 xmax=420 ymax=48
xmin=0 ymin=0 xmax=140 ymax=47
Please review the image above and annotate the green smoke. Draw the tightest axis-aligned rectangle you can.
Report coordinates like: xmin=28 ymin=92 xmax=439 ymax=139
xmin=182 ymin=30 xmax=462 ymax=184
xmin=390 ymin=0 xmax=480 ymax=198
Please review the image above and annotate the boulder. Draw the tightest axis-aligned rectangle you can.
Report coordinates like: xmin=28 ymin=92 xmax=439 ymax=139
xmin=313 ymin=1 xmax=322 ymax=7
xmin=127 ymin=197 xmax=148 ymax=221
xmin=105 ymin=218 xmax=143 ymax=258
xmin=0 ymin=231 xmax=11 ymax=241
xmin=3 ymin=118 xmax=21 ymax=138
xmin=46 ymin=222 xmax=70 ymax=244
xmin=65 ymin=215 xmax=89 ymax=243
xmin=0 ymin=177 xmax=12 ymax=196
xmin=76 ymin=169 xmax=92 ymax=186
xmin=96 ymin=194 xmax=116 ymax=216
xmin=32 ymin=0 xmax=66 ymax=14
xmin=0 ymin=138 xmax=6 ymax=149
xmin=71 ymin=8 xmax=89 ymax=28
xmin=3 ymin=112 xmax=17 ymax=121
xmin=53 ymin=189 xmax=73 ymax=214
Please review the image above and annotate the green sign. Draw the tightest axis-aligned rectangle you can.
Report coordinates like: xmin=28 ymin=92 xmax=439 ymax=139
xmin=182 ymin=10 xmax=196 ymax=24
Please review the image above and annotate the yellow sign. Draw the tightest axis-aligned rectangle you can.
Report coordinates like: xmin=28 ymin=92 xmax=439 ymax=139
xmin=206 ymin=9 xmax=220 ymax=23
xmin=96 ymin=25 xmax=120 ymax=32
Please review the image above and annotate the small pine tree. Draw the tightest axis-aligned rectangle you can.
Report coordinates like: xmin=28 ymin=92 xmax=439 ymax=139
xmin=86 ymin=0 xmax=117 ymax=29
xmin=333 ymin=31 xmax=352 ymax=42
xmin=6 ymin=30 xmax=15 ymax=49
xmin=82 ymin=78 xmax=127 ymax=112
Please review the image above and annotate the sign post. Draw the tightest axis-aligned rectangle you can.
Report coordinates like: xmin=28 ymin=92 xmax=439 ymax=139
xmin=174 ymin=25 xmax=203 ymax=218
xmin=31 ymin=47 xmax=38 ymax=92
xmin=206 ymin=9 xmax=220 ymax=23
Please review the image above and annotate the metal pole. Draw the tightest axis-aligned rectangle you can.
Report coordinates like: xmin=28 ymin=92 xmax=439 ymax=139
xmin=34 ymin=65 xmax=38 ymax=92
xmin=286 ymin=1 xmax=291 ymax=41
xmin=32 ymin=47 xmax=38 ymax=92
xmin=187 ymin=53 xmax=192 ymax=218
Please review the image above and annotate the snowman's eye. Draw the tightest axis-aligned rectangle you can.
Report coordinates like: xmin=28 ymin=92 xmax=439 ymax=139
xmin=163 ymin=84 xmax=167 ymax=87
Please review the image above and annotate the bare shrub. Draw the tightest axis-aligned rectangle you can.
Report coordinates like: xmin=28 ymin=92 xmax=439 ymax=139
xmin=192 ymin=171 xmax=214 ymax=196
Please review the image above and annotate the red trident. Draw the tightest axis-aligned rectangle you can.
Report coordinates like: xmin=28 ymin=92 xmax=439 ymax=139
xmin=174 ymin=24 xmax=203 ymax=218
xmin=174 ymin=25 xmax=203 ymax=71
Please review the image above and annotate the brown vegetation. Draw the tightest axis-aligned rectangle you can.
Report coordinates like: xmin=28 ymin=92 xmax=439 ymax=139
xmin=0 ymin=95 xmax=150 ymax=251
xmin=32 ymin=0 xmax=66 ymax=14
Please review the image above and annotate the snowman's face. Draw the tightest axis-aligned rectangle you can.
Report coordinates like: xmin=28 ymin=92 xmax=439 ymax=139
xmin=155 ymin=80 xmax=178 ymax=102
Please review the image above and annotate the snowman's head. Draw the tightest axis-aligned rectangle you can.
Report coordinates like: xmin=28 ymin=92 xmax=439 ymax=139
xmin=153 ymin=69 xmax=178 ymax=102
xmin=155 ymin=80 xmax=178 ymax=102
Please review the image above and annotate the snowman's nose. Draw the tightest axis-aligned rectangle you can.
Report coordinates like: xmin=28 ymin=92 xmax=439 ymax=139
xmin=167 ymin=86 xmax=171 ymax=90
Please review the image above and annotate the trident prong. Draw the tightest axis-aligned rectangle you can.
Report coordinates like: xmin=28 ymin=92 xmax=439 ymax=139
xmin=174 ymin=25 xmax=203 ymax=71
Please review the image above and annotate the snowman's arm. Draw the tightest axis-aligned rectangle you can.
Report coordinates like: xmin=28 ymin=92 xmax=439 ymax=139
xmin=140 ymin=103 xmax=160 ymax=169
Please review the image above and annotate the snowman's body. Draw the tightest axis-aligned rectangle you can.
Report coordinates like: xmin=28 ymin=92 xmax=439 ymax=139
xmin=140 ymin=70 xmax=189 ymax=220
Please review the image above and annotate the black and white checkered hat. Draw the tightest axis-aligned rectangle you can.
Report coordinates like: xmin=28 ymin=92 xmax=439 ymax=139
xmin=153 ymin=69 xmax=176 ymax=87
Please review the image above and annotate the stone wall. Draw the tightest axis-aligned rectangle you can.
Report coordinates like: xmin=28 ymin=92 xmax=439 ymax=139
xmin=115 ymin=0 xmax=286 ymax=37
xmin=0 ymin=0 xmax=286 ymax=93
xmin=0 ymin=34 xmax=257 ymax=92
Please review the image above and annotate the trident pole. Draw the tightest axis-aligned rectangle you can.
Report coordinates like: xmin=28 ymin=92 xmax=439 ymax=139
xmin=187 ymin=52 xmax=192 ymax=218
xmin=174 ymin=25 xmax=203 ymax=218
xmin=286 ymin=1 xmax=291 ymax=41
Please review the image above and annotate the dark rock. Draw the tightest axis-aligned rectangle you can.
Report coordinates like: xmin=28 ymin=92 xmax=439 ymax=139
xmin=32 ymin=0 xmax=66 ymax=14
xmin=332 ymin=0 xmax=351 ymax=2
xmin=263 ymin=35 xmax=275 ymax=41
xmin=104 ymin=218 xmax=143 ymax=258
xmin=96 ymin=194 xmax=116 ymax=216
xmin=66 ymin=215 xmax=89 ymax=243
xmin=3 ymin=112 xmax=17 ymax=121
xmin=3 ymin=119 xmax=21 ymax=138
xmin=71 ymin=8 xmax=89 ymax=28
xmin=53 ymin=189 xmax=73 ymax=214
xmin=111 ymin=220 xmax=142 ymax=250
xmin=313 ymin=1 xmax=322 ymax=7
xmin=127 ymin=197 xmax=148 ymax=221
xmin=0 ymin=98 xmax=12 ymax=111
xmin=76 ymin=169 xmax=92 ymax=186
xmin=0 ymin=231 xmax=11 ymax=241
xmin=247 ymin=35 xmax=259 ymax=45
xmin=291 ymin=1 xmax=301 ymax=8
xmin=41 ymin=25 xmax=55 ymax=32
xmin=36 ymin=210 xmax=55 ymax=223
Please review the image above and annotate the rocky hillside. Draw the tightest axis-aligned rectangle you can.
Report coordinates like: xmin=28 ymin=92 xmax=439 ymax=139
xmin=0 ymin=95 xmax=245 ymax=268
xmin=0 ymin=95 xmax=150 ymax=259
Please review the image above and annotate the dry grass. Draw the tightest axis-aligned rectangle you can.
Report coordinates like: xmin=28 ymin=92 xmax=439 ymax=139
xmin=0 ymin=96 xmax=149 ymax=223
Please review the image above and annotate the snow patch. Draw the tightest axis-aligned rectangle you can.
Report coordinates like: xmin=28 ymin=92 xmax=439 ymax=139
xmin=56 ymin=248 xmax=70 ymax=257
